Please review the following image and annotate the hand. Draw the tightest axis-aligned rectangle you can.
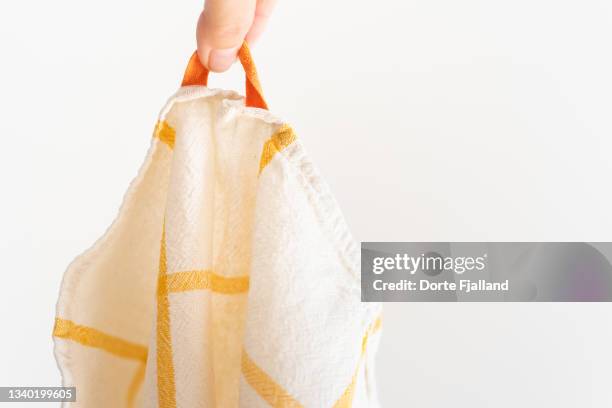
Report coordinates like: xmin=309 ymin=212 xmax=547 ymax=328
xmin=196 ymin=0 xmax=277 ymax=72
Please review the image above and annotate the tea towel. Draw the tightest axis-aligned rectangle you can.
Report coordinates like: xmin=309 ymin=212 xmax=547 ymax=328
xmin=53 ymin=43 xmax=382 ymax=407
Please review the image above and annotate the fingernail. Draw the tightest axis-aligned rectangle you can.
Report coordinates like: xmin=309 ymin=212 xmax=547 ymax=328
xmin=208 ymin=47 xmax=238 ymax=72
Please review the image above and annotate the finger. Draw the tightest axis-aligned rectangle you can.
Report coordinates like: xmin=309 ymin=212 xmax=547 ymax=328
xmin=196 ymin=0 xmax=257 ymax=72
xmin=246 ymin=0 xmax=278 ymax=44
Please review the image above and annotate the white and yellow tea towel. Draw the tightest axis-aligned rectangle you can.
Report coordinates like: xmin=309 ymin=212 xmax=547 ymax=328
xmin=53 ymin=44 xmax=382 ymax=408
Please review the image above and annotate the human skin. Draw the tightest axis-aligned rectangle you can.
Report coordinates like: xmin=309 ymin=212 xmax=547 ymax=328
xmin=196 ymin=0 xmax=278 ymax=72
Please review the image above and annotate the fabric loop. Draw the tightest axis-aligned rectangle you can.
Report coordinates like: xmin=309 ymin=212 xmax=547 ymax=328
xmin=181 ymin=42 xmax=268 ymax=110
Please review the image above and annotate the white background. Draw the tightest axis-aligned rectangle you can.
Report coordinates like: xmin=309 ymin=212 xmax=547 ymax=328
xmin=2 ymin=0 xmax=612 ymax=406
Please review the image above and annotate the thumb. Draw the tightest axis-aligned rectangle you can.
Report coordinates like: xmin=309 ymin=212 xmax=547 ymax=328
xmin=196 ymin=0 xmax=257 ymax=72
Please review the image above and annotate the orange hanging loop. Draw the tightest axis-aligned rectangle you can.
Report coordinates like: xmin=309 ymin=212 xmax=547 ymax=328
xmin=181 ymin=42 xmax=268 ymax=110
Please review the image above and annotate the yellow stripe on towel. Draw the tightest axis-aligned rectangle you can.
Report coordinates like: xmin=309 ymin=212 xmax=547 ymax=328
xmin=259 ymin=125 xmax=296 ymax=173
xmin=53 ymin=318 xmax=147 ymax=362
xmin=166 ymin=270 xmax=249 ymax=294
xmin=241 ymin=349 xmax=304 ymax=408
xmin=156 ymin=226 xmax=177 ymax=408
xmin=154 ymin=121 xmax=176 ymax=149
xmin=127 ymin=363 xmax=147 ymax=408
xmin=333 ymin=316 xmax=383 ymax=408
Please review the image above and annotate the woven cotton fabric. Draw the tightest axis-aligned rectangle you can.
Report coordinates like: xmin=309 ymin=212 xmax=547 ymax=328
xmin=53 ymin=86 xmax=382 ymax=408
